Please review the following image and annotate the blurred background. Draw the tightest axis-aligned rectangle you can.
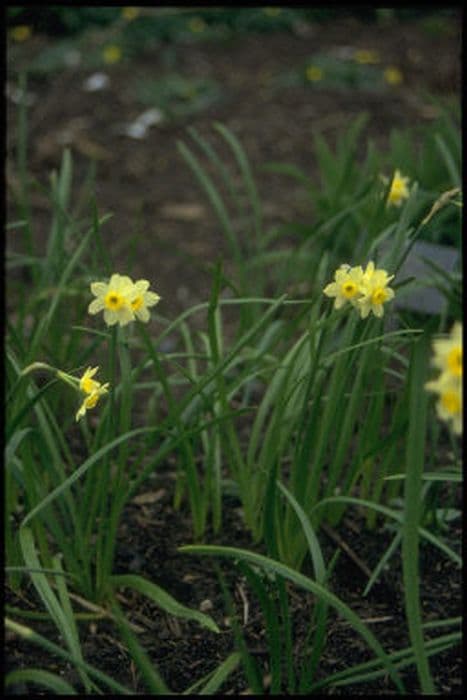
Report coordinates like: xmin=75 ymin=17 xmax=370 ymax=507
xmin=6 ymin=6 xmax=461 ymax=314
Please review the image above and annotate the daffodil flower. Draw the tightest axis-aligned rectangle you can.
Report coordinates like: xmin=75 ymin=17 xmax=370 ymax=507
xmin=130 ymin=279 xmax=161 ymax=322
xmin=384 ymin=66 xmax=403 ymax=86
xmin=21 ymin=362 xmax=109 ymax=422
xmin=386 ymin=169 xmax=410 ymax=207
xmin=323 ymin=261 xmax=395 ymax=319
xmin=76 ymin=383 xmax=110 ymax=422
xmin=323 ymin=264 xmax=365 ymax=310
xmin=89 ymin=273 xmax=161 ymax=326
xmin=79 ymin=366 xmax=102 ymax=394
xmin=425 ymin=322 xmax=463 ymax=435
xmin=122 ymin=6 xmax=140 ymax=21
xmin=430 ymin=322 xmax=463 ymax=378
xmin=103 ymin=45 xmax=122 ymax=65
xmin=426 ymin=371 xmax=462 ymax=435
xmin=88 ymin=273 xmax=136 ymax=327
xmin=357 ymin=261 xmax=395 ymax=319
xmin=306 ymin=65 xmax=324 ymax=82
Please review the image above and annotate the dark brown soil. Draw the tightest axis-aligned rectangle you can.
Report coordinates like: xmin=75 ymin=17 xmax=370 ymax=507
xmin=5 ymin=13 xmax=462 ymax=695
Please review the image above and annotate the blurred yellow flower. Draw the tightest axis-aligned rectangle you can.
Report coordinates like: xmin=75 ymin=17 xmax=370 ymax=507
xmin=431 ymin=322 xmax=463 ymax=378
xmin=11 ymin=25 xmax=32 ymax=42
xmin=386 ymin=169 xmax=410 ymax=207
xmin=426 ymin=373 xmax=462 ymax=435
xmin=188 ymin=17 xmax=206 ymax=33
xmin=306 ymin=65 xmax=324 ymax=82
xmin=384 ymin=66 xmax=403 ymax=86
xmin=425 ymin=322 xmax=463 ymax=435
xmin=263 ymin=7 xmax=282 ymax=17
xmin=122 ymin=6 xmax=140 ymax=21
xmin=354 ymin=49 xmax=380 ymax=64
xmin=103 ymin=45 xmax=122 ymax=65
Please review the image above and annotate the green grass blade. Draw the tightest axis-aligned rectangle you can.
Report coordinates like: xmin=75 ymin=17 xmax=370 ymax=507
xmin=180 ymin=545 xmax=404 ymax=692
xmin=402 ymin=335 xmax=435 ymax=693
xmin=213 ymin=121 xmax=263 ymax=250
xmin=5 ymin=617 xmax=133 ymax=694
xmin=20 ymin=427 xmax=157 ymax=528
xmin=110 ymin=573 xmax=219 ymax=633
xmin=310 ymin=495 xmax=461 ymax=566
xmin=111 ymin=601 xmax=172 ymax=695
xmin=5 ymin=668 xmax=77 ymax=694
xmin=190 ymin=652 xmax=241 ymax=695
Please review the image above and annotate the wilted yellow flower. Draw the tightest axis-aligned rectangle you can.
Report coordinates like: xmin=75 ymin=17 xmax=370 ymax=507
xmin=89 ymin=273 xmax=136 ymax=327
xmin=354 ymin=49 xmax=380 ymax=64
xmin=323 ymin=264 xmax=365 ymax=310
xmin=103 ymin=45 xmax=122 ymax=65
xmin=76 ymin=383 xmax=110 ymax=422
xmin=122 ymin=6 xmax=140 ymax=21
xmin=11 ymin=25 xmax=32 ymax=42
xmin=79 ymin=366 xmax=102 ymax=394
xmin=386 ymin=169 xmax=410 ymax=207
xmin=21 ymin=361 xmax=109 ymax=422
xmin=384 ymin=66 xmax=403 ymax=86
xmin=130 ymin=279 xmax=161 ymax=322
xmin=357 ymin=261 xmax=395 ymax=319
xmin=306 ymin=65 xmax=324 ymax=82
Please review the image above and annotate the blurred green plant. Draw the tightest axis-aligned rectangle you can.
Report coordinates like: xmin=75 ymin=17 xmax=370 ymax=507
xmin=135 ymin=73 xmax=223 ymax=123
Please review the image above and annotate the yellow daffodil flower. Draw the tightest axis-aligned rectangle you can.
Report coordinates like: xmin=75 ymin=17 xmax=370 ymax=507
xmin=323 ymin=264 xmax=365 ymax=310
xmin=357 ymin=261 xmax=395 ymax=319
xmin=426 ymin=371 xmax=462 ymax=435
xmin=425 ymin=322 xmax=463 ymax=435
xmin=386 ymin=169 xmax=410 ymax=207
xmin=122 ymin=7 xmax=140 ymax=21
xmin=21 ymin=362 xmax=109 ymax=422
xmin=306 ymin=65 xmax=324 ymax=82
xmin=130 ymin=279 xmax=161 ymax=322
xmin=103 ymin=45 xmax=122 ymax=65
xmin=89 ymin=273 xmax=136 ymax=327
xmin=354 ymin=49 xmax=380 ymax=64
xmin=79 ymin=366 xmax=102 ymax=394
xmin=76 ymin=383 xmax=110 ymax=422
xmin=188 ymin=17 xmax=206 ymax=33
xmin=323 ymin=261 xmax=395 ymax=319
xmin=263 ymin=7 xmax=281 ymax=16
xmin=11 ymin=25 xmax=32 ymax=42
xmin=89 ymin=273 xmax=161 ymax=326
xmin=384 ymin=66 xmax=403 ymax=86
xmin=431 ymin=322 xmax=463 ymax=378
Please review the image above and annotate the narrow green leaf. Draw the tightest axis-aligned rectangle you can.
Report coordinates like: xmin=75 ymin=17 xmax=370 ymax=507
xmin=111 ymin=573 xmax=219 ymax=633
xmin=180 ymin=545 xmax=404 ymax=692
xmin=5 ymin=669 xmax=77 ymax=694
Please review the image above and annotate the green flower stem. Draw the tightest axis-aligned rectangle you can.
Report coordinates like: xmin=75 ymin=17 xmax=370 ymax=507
xmin=100 ymin=326 xmax=134 ymax=588
xmin=89 ymin=325 xmax=118 ymax=598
